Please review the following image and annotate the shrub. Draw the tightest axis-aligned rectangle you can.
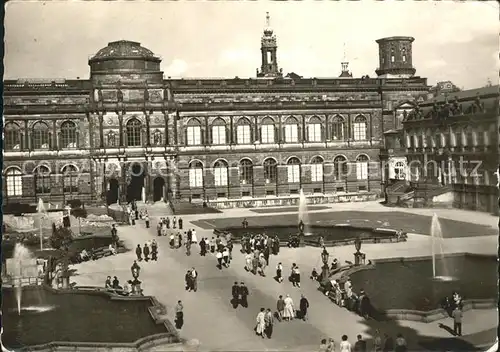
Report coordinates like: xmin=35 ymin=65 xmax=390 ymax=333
xmin=50 ymin=225 xmax=73 ymax=250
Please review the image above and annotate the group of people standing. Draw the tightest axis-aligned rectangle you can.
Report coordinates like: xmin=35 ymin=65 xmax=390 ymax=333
xmin=135 ymin=240 xmax=158 ymax=262
xmin=157 ymin=216 xmax=184 ymax=235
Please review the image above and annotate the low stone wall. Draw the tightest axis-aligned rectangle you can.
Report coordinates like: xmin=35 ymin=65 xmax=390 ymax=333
xmin=17 ymin=285 xmax=181 ymax=352
xmin=208 ymin=192 xmax=378 ymax=209
xmin=106 ymin=206 xmax=129 ymax=224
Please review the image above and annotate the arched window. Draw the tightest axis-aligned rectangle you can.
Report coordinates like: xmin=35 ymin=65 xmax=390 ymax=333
xmin=334 ymin=156 xmax=348 ymax=180
xmin=152 ymin=129 xmax=162 ymax=146
xmin=211 ymin=118 xmax=227 ymax=145
xmin=284 ymin=117 xmax=299 ymax=143
xmin=32 ymin=121 xmax=50 ymax=149
xmin=394 ymin=161 xmax=406 ymax=180
xmin=236 ymin=118 xmax=252 ymax=144
xmin=353 ymin=116 xmax=367 ymax=141
xmin=214 ymin=160 xmax=228 ymax=186
xmin=356 ymin=155 xmax=369 ymax=180
xmin=331 ymin=115 xmax=345 ymax=141
xmin=310 ymin=156 xmax=324 ymax=182
xmin=107 ymin=131 xmax=117 ymax=147
xmin=60 ymin=121 xmax=77 ymax=148
xmin=4 ymin=122 xmax=21 ymax=150
xmin=34 ymin=165 xmax=51 ymax=194
xmin=307 ymin=116 xmax=322 ymax=142
xmin=390 ymin=49 xmax=395 ymax=63
xmin=126 ymin=118 xmax=142 ymax=147
xmin=287 ymin=157 xmax=301 ymax=183
xmin=62 ymin=164 xmax=79 ymax=194
xmin=260 ymin=117 xmax=276 ymax=144
xmin=186 ymin=119 xmax=202 ymax=146
xmin=189 ymin=161 xmax=203 ymax=188
xmin=402 ymin=48 xmax=407 ymax=62
xmin=5 ymin=167 xmax=23 ymax=196
xmin=240 ymin=159 xmax=253 ymax=185
xmin=263 ymin=158 xmax=277 ymax=183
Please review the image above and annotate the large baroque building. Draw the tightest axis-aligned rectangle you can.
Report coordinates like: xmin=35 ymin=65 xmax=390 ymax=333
xmin=3 ymin=17 xmax=431 ymax=208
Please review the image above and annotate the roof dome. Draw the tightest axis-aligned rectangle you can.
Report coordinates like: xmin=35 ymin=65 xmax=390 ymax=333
xmin=89 ymin=40 xmax=160 ymax=62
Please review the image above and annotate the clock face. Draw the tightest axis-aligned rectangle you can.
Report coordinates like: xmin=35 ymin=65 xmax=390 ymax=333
xmin=107 ymin=117 xmax=113 ymax=125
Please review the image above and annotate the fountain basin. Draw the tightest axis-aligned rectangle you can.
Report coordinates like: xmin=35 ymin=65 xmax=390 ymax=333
xmin=346 ymin=253 xmax=497 ymax=320
xmin=214 ymin=224 xmax=404 ymax=246
xmin=2 ymin=285 xmax=178 ymax=350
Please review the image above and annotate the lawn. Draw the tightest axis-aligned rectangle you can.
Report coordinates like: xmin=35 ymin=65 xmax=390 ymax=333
xmin=192 ymin=211 xmax=496 ymax=238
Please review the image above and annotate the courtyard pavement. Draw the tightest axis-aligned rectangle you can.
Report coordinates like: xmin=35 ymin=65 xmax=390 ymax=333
xmin=71 ymin=204 xmax=498 ymax=351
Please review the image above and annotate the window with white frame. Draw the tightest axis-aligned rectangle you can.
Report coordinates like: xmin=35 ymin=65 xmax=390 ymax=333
xmin=394 ymin=161 xmax=406 ymax=180
xmin=189 ymin=161 xmax=203 ymax=187
xmin=261 ymin=123 xmax=275 ymax=144
xmin=214 ymin=160 xmax=228 ymax=186
xmin=212 ymin=125 xmax=226 ymax=145
xmin=284 ymin=123 xmax=299 ymax=143
xmin=310 ymin=156 xmax=324 ymax=182
xmin=263 ymin=158 xmax=277 ymax=183
xmin=356 ymin=155 xmax=369 ymax=180
xmin=186 ymin=126 xmax=202 ymax=146
xmin=287 ymin=157 xmax=301 ymax=183
xmin=34 ymin=165 xmax=51 ymax=194
xmin=237 ymin=125 xmax=251 ymax=144
xmin=308 ymin=120 xmax=322 ymax=142
xmin=331 ymin=116 xmax=345 ymax=141
xmin=240 ymin=159 xmax=253 ymax=184
xmin=5 ymin=168 xmax=23 ymax=196
xmin=353 ymin=116 xmax=367 ymax=141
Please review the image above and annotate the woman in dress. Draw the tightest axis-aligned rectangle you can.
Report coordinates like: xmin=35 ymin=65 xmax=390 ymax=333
xmin=255 ymin=308 xmax=266 ymax=338
xmin=283 ymin=294 xmax=295 ymax=321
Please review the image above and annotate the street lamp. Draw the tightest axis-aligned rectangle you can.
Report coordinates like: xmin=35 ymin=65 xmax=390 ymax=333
xmin=321 ymin=247 xmax=330 ymax=281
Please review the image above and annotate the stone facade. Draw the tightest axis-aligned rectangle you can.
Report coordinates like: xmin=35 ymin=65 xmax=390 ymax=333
xmin=3 ymin=29 xmax=430 ymax=208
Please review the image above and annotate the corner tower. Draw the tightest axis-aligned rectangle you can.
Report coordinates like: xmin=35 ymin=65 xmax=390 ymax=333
xmin=375 ymin=36 xmax=416 ymax=78
xmin=257 ymin=12 xmax=281 ymax=78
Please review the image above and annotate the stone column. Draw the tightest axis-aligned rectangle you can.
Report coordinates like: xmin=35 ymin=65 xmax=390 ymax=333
xmin=118 ymin=112 xmax=124 ymax=147
xmin=98 ymin=113 xmax=104 ymax=148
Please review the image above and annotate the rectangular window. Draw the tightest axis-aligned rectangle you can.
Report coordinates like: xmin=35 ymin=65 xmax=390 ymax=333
xmin=189 ymin=168 xmax=203 ymax=187
xmin=36 ymin=176 xmax=51 ymax=194
xmin=313 ymin=188 xmax=322 ymax=193
xmin=358 ymin=185 xmax=367 ymax=191
xmin=214 ymin=168 xmax=228 ymax=186
xmin=311 ymin=164 xmax=323 ymax=182
xmin=212 ymin=126 xmax=226 ymax=145
xmin=266 ymin=190 xmax=275 ymax=196
xmin=261 ymin=125 xmax=275 ymax=144
xmin=6 ymin=174 xmax=22 ymax=196
xmin=242 ymin=191 xmax=251 ymax=197
xmin=290 ymin=189 xmax=299 ymax=195
xmin=336 ymin=187 xmax=345 ymax=192
xmin=353 ymin=123 xmax=366 ymax=140
xmin=287 ymin=164 xmax=300 ymax=183
xmin=191 ymin=193 xmax=201 ymax=199
xmin=237 ymin=125 xmax=251 ymax=144
xmin=216 ymin=192 xmax=226 ymax=198
xmin=186 ymin=126 xmax=201 ymax=146
xmin=308 ymin=124 xmax=321 ymax=142
xmin=356 ymin=162 xmax=368 ymax=180
xmin=284 ymin=124 xmax=298 ymax=143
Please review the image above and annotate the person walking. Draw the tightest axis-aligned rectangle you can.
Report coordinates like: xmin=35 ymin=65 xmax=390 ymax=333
xmin=175 ymin=300 xmax=184 ymax=329
xmin=339 ymin=335 xmax=352 ymax=352
xmin=191 ymin=229 xmax=198 ymax=244
xmin=210 ymin=237 xmax=216 ymax=253
xmin=177 ymin=232 xmax=183 ymax=248
xmin=143 ymin=243 xmax=150 ymax=262
xmin=185 ymin=270 xmax=193 ymax=291
xmin=135 ymin=244 xmax=142 ymax=261
xmin=353 ymin=335 xmax=367 ymax=352
xmin=231 ymin=282 xmax=240 ymax=308
xmin=292 ymin=265 xmax=301 ymax=288
xmin=255 ymin=308 xmax=266 ymax=338
xmin=199 ymin=238 xmax=207 ymax=256
xmin=144 ymin=214 xmax=150 ymax=228
xmin=276 ymin=262 xmax=284 ymax=283
xmin=216 ymin=250 xmax=223 ymax=269
xmin=276 ymin=295 xmax=285 ymax=322
xmin=299 ymin=294 xmax=310 ymax=321
xmin=283 ymin=294 xmax=294 ymax=321
xmin=173 ymin=216 xmax=177 ymax=229
xmin=178 ymin=217 xmax=183 ymax=230
xmin=151 ymin=240 xmax=158 ymax=261
xmin=452 ymin=306 xmax=463 ymax=336
xmin=223 ymin=247 xmax=230 ymax=267
xmin=186 ymin=240 xmax=191 ymax=256
xmin=239 ymin=282 xmax=249 ymax=308
xmin=190 ymin=267 xmax=198 ymax=292
xmin=264 ymin=308 xmax=274 ymax=338
xmin=245 ymin=253 xmax=253 ymax=271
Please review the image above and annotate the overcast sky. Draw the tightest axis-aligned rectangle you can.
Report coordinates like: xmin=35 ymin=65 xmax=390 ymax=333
xmin=4 ymin=1 xmax=499 ymax=89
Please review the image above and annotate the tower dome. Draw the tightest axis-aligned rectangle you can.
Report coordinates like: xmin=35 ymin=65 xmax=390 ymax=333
xmin=88 ymin=40 xmax=163 ymax=83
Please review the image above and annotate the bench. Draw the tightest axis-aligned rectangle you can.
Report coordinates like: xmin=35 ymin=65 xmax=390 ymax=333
xmin=92 ymin=247 xmax=114 ymax=260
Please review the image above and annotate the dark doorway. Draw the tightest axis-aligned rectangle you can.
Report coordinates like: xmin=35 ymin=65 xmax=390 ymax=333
xmin=153 ymin=177 xmax=165 ymax=202
xmin=107 ymin=179 xmax=119 ymax=205
xmin=126 ymin=163 xmax=146 ymax=203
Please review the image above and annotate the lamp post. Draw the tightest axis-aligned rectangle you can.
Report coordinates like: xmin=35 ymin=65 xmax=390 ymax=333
xmin=321 ymin=247 xmax=329 ymax=281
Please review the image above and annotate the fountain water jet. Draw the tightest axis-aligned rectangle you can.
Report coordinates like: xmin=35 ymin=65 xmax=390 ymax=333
xmin=11 ymin=243 xmax=35 ymax=315
xmin=298 ymin=189 xmax=311 ymax=235
xmin=430 ymin=213 xmax=454 ymax=281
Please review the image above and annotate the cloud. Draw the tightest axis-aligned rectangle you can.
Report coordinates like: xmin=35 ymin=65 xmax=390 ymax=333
xmin=164 ymin=59 xmax=188 ymax=77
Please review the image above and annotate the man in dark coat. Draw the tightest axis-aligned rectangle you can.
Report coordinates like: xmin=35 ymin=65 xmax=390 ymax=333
xmin=178 ymin=217 xmax=183 ymax=230
xmin=231 ymin=281 xmax=240 ymax=308
xmin=299 ymin=294 xmax=309 ymax=321
xmin=199 ymin=238 xmax=207 ymax=256
xmin=359 ymin=290 xmax=371 ymax=319
xmin=185 ymin=270 xmax=193 ymax=291
xmin=135 ymin=244 xmax=142 ymax=261
xmin=151 ymin=240 xmax=158 ymax=261
xmin=166 ymin=217 xmax=170 ymax=229
xmin=143 ymin=243 xmax=150 ymax=261
xmin=239 ymin=282 xmax=249 ymax=308
xmin=187 ymin=230 xmax=192 ymax=243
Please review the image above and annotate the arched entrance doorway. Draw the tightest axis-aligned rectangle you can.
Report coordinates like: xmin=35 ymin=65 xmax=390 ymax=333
xmin=127 ymin=163 xmax=145 ymax=203
xmin=153 ymin=177 xmax=165 ymax=202
xmin=107 ymin=179 xmax=119 ymax=205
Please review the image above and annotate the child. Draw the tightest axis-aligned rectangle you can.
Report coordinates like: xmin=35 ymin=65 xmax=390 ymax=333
xmin=310 ymin=268 xmax=319 ymax=281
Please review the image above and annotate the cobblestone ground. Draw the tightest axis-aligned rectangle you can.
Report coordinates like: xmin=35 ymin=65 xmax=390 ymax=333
xmin=72 ymin=204 xmax=498 ymax=351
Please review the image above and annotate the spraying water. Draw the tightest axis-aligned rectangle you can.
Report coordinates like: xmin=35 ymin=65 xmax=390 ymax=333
xmin=430 ymin=213 xmax=453 ymax=281
xmin=298 ymin=189 xmax=310 ymax=235
xmin=12 ymin=243 xmax=34 ymax=315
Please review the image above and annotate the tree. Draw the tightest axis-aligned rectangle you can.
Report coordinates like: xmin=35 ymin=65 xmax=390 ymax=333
xmin=49 ymin=224 xmax=73 ymax=250
xmin=46 ymin=225 xmax=74 ymax=289
xmin=71 ymin=207 xmax=88 ymax=235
